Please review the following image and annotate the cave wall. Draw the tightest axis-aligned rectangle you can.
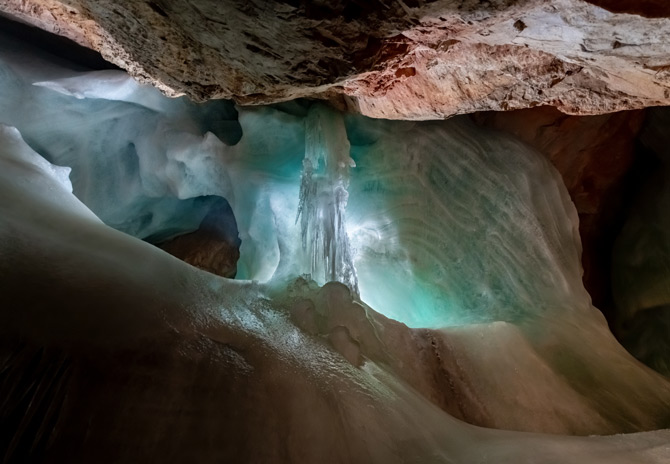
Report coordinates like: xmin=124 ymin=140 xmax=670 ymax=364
xmin=0 ymin=11 xmax=653 ymax=333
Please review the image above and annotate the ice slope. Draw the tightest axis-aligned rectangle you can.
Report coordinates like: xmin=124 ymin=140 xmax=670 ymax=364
xmin=1 ymin=31 xmax=670 ymax=462
xmin=1 ymin=122 xmax=670 ymax=463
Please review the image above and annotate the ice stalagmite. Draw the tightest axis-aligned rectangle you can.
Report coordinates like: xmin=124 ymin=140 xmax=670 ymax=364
xmin=297 ymin=104 xmax=359 ymax=295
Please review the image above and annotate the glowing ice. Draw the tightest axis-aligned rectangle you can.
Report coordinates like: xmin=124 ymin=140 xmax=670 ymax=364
xmin=1 ymin=30 xmax=670 ymax=462
xmin=1 ymin=119 xmax=670 ymax=463
xmin=345 ymin=116 xmax=589 ymax=327
xmin=297 ymin=104 xmax=358 ymax=295
xmin=0 ymin=37 xmax=591 ymax=327
xmin=0 ymin=31 xmax=239 ymax=242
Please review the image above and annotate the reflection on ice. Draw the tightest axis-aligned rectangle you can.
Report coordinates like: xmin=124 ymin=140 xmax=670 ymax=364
xmin=0 ymin=123 xmax=669 ymax=462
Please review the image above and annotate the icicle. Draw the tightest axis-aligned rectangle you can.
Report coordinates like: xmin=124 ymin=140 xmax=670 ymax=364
xmin=296 ymin=104 xmax=359 ymax=295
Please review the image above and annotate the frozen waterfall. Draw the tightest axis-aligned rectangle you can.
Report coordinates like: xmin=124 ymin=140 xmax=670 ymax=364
xmin=297 ymin=104 xmax=359 ymax=295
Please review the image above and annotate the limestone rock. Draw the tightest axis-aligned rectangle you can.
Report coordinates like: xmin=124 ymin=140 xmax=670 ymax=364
xmin=4 ymin=0 xmax=670 ymax=119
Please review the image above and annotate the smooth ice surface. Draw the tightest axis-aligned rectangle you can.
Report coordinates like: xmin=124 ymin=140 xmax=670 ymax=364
xmin=1 ymin=119 xmax=670 ymax=463
xmin=2 ymin=28 xmax=670 ymax=462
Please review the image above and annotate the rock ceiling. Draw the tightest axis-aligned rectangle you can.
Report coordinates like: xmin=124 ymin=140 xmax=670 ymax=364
xmin=3 ymin=0 xmax=670 ymax=119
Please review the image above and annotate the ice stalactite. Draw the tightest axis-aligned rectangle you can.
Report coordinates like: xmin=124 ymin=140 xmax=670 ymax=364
xmin=0 ymin=32 xmax=604 ymax=328
xmin=296 ymin=104 xmax=359 ymax=295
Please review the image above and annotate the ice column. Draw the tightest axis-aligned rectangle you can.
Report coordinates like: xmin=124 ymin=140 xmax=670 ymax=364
xmin=296 ymin=104 xmax=359 ymax=295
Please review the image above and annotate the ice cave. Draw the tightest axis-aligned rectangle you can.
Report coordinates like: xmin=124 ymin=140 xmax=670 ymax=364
xmin=2 ymin=1 xmax=670 ymax=463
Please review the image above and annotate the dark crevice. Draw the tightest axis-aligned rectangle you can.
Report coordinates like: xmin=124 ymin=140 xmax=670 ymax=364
xmin=585 ymin=0 xmax=670 ymax=18
xmin=147 ymin=2 xmax=168 ymax=18
xmin=0 ymin=14 xmax=118 ymax=71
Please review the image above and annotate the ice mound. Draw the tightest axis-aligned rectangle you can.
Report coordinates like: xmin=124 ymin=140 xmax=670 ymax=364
xmin=1 ymin=119 xmax=670 ymax=463
xmin=1 ymin=27 xmax=670 ymax=463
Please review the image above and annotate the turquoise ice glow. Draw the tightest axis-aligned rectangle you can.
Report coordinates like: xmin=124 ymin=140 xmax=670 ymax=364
xmin=345 ymin=117 xmax=588 ymax=327
xmin=0 ymin=34 xmax=590 ymax=328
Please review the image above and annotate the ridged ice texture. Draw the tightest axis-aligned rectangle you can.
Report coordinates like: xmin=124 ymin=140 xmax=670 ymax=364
xmin=3 ymin=32 xmax=670 ymax=460
xmin=2 ymin=121 xmax=670 ymax=463
xmin=345 ymin=117 xmax=591 ymax=327
xmin=231 ymin=109 xmax=591 ymax=327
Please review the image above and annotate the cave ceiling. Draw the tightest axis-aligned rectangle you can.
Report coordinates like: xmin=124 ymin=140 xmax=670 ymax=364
xmin=3 ymin=0 xmax=670 ymax=119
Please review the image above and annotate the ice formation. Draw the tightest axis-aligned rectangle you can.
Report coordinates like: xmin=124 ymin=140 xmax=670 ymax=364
xmin=2 ymin=107 xmax=670 ymax=463
xmin=0 ymin=32 xmax=589 ymax=328
xmin=0 ymin=31 xmax=240 ymax=242
xmin=1 ymin=29 xmax=670 ymax=463
xmin=297 ymin=105 xmax=358 ymax=295
xmin=344 ymin=115 xmax=592 ymax=326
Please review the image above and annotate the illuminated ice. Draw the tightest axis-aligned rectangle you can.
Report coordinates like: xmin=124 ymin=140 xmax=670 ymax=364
xmin=1 ymin=119 xmax=670 ymax=463
xmin=345 ymin=116 xmax=589 ymax=327
xmin=296 ymin=104 xmax=358 ymax=294
xmin=0 ymin=32 xmax=239 ymax=242
xmin=0 ymin=36 xmax=596 ymax=327
xmin=1 ymin=29 xmax=670 ymax=462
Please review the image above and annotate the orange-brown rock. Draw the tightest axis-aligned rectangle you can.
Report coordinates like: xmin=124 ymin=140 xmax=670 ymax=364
xmin=4 ymin=0 xmax=670 ymax=119
xmin=159 ymin=203 xmax=240 ymax=279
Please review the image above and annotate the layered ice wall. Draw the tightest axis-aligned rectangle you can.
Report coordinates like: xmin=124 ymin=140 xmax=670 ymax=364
xmin=346 ymin=117 xmax=590 ymax=327
xmin=0 ymin=34 xmax=592 ymax=328
xmin=2 ymin=102 xmax=670 ymax=463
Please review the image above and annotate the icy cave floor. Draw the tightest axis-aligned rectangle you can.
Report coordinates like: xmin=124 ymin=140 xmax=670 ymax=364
xmin=1 ymin=27 xmax=670 ymax=464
